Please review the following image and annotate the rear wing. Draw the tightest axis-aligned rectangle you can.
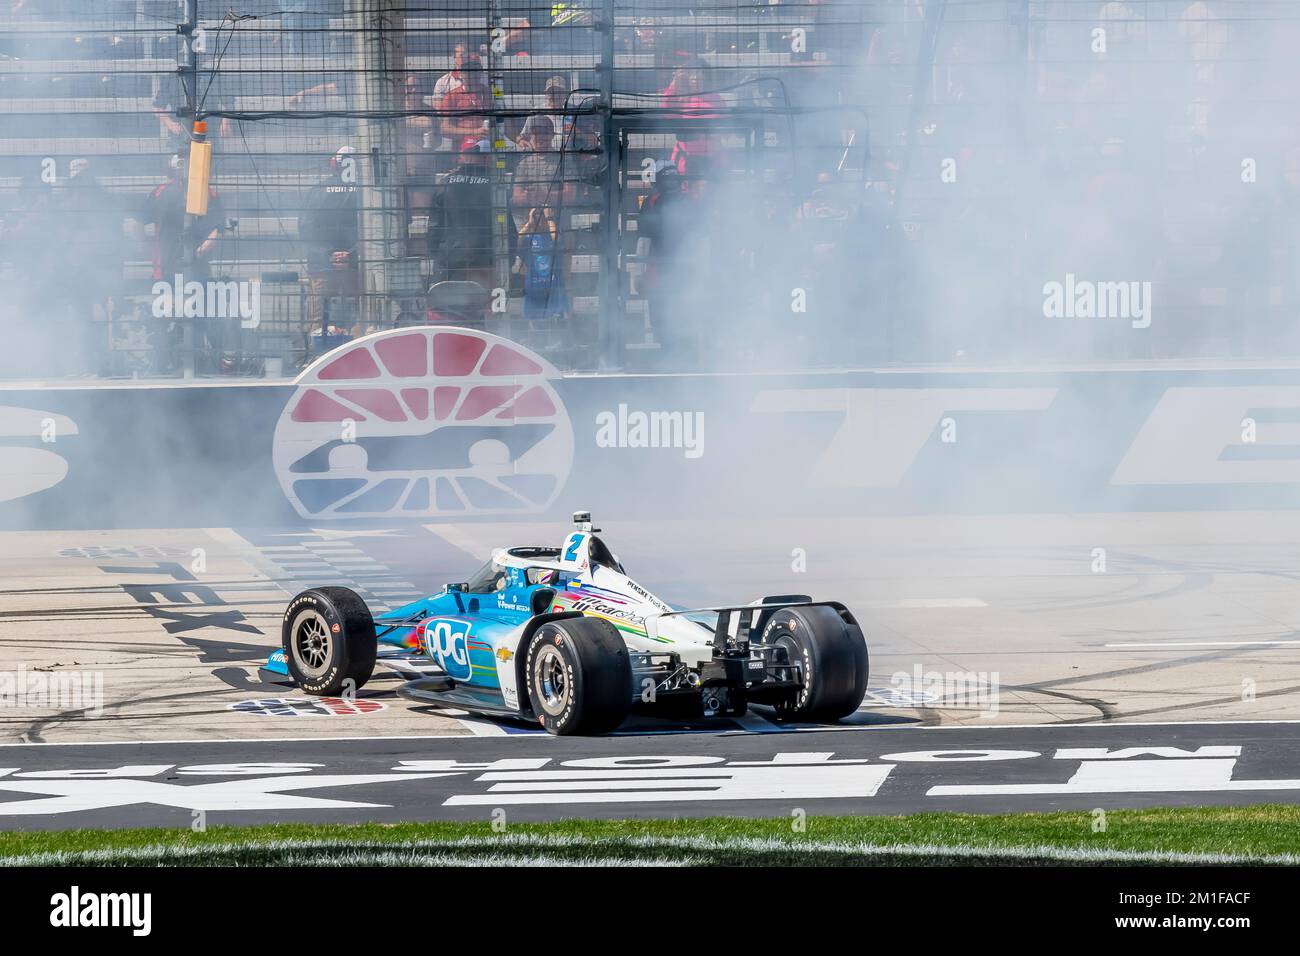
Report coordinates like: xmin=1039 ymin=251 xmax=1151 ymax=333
xmin=643 ymin=599 xmax=855 ymax=653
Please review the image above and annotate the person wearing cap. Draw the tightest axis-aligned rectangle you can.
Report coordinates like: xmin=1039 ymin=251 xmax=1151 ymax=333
xmin=540 ymin=76 xmax=599 ymax=155
xmin=536 ymin=76 xmax=570 ymax=149
xmin=511 ymin=115 xmax=567 ymax=234
xmin=299 ymin=146 xmax=361 ymax=335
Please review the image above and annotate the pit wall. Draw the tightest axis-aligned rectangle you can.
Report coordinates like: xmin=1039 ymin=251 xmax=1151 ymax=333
xmin=3 ymin=363 xmax=1300 ymax=530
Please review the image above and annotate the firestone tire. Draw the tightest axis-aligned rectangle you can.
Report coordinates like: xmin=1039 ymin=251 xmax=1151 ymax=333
xmin=763 ymin=605 xmax=869 ymax=722
xmin=525 ymin=617 xmax=633 ymax=735
xmin=282 ymin=587 xmax=377 ymax=696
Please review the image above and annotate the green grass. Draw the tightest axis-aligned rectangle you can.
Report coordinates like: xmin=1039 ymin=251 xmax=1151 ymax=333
xmin=4 ymin=805 xmax=1300 ymax=866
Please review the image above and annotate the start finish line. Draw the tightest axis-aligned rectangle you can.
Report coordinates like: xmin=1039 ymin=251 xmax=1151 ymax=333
xmin=1 ymin=744 xmax=1299 ymax=816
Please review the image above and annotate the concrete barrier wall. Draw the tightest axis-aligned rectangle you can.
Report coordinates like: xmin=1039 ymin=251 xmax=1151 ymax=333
xmin=4 ymin=335 xmax=1300 ymax=530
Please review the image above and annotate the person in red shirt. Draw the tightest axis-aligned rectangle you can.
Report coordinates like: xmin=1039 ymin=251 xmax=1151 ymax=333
xmin=660 ymin=65 xmax=723 ymax=174
xmin=438 ymin=53 xmax=490 ymax=146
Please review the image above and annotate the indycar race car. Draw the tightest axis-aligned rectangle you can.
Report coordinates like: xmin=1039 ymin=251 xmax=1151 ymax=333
xmin=261 ymin=512 xmax=869 ymax=735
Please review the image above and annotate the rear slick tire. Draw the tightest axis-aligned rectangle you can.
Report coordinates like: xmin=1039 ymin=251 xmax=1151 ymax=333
xmin=762 ymin=605 xmax=868 ymax=722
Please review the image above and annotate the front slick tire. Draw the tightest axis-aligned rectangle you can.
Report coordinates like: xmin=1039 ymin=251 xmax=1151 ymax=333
xmin=525 ymin=617 xmax=632 ymax=735
xmin=764 ymin=605 xmax=868 ymax=722
xmin=282 ymin=587 xmax=377 ymax=696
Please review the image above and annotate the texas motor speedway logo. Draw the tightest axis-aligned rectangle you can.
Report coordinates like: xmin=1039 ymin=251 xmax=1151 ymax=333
xmin=1 ymin=741 xmax=1298 ymax=819
xmin=271 ymin=327 xmax=574 ymax=519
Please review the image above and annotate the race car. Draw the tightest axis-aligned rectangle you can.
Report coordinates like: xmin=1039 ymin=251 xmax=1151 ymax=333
xmin=261 ymin=512 xmax=869 ymax=734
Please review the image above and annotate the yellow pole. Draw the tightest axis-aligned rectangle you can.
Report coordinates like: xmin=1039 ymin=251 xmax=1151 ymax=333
xmin=185 ymin=120 xmax=212 ymax=215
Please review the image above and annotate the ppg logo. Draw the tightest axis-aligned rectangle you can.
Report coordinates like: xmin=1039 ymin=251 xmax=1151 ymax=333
xmin=421 ymin=618 xmax=473 ymax=681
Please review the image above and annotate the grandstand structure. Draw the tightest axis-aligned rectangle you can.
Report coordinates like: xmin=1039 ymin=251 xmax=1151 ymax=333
xmin=1 ymin=1 xmax=1298 ymax=377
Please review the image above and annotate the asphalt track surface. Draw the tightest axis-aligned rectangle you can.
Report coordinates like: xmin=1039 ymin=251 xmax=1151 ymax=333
xmin=4 ymin=512 xmax=1300 ymax=828
xmin=0 ymin=721 xmax=1298 ymax=828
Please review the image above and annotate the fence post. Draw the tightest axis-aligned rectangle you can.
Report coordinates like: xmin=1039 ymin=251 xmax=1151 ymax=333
xmin=352 ymin=0 xmax=405 ymax=334
xmin=599 ymin=0 xmax=620 ymax=368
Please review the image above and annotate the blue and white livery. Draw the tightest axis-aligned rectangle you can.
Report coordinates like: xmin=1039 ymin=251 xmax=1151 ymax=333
xmin=262 ymin=512 xmax=869 ymax=735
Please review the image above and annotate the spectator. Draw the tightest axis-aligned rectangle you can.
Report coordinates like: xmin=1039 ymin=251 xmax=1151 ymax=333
xmin=437 ymin=53 xmax=490 ymax=147
xmin=518 ymin=206 xmax=568 ymax=329
xmin=299 ymin=146 xmax=361 ymax=336
xmin=511 ymin=115 xmax=567 ymax=233
xmin=131 ymin=153 xmax=225 ymax=283
xmin=550 ymin=90 xmax=603 ymax=209
xmin=401 ymin=73 xmax=440 ymax=254
xmin=660 ymin=65 xmax=722 ymax=116
xmin=125 ymin=154 xmax=227 ymax=368
xmin=285 ymin=71 xmax=357 ymax=138
xmin=536 ymin=76 xmax=571 ymax=148
xmin=660 ymin=65 xmax=723 ymax=174
xmin=547 ymin=1 xmax=595 ymax=42
xmin=499 ymin=1 xmax=596 ymax=58
xmin=434 ymin=44 xmax=470 ymax=99
xmin=286 ymin=74 xmax=348 ymax=108
xmin=429 ymin=137 xmax=494 ymax=289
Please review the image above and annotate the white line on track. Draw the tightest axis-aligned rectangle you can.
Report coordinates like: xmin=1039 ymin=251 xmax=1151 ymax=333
xmin=7 ymin=719 xmax=1300 ymax=747
xmin=1105 ymin=641 xmax=1300 ymax=648
xmin=451 ymin=715 xmax=512 ymax=737
xmin=729 ymin=711 xmax=786 ymax=733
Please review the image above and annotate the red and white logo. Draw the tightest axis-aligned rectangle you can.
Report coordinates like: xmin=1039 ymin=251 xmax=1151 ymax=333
xmin=272 ymin=327 xmax=573 ymax=518
xmin=230 ymin=697 xmax=386 ymax=717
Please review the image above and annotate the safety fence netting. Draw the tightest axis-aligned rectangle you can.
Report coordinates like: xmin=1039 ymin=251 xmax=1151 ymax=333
xmin=1 ymin=1 xmax=1297 ymax=378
